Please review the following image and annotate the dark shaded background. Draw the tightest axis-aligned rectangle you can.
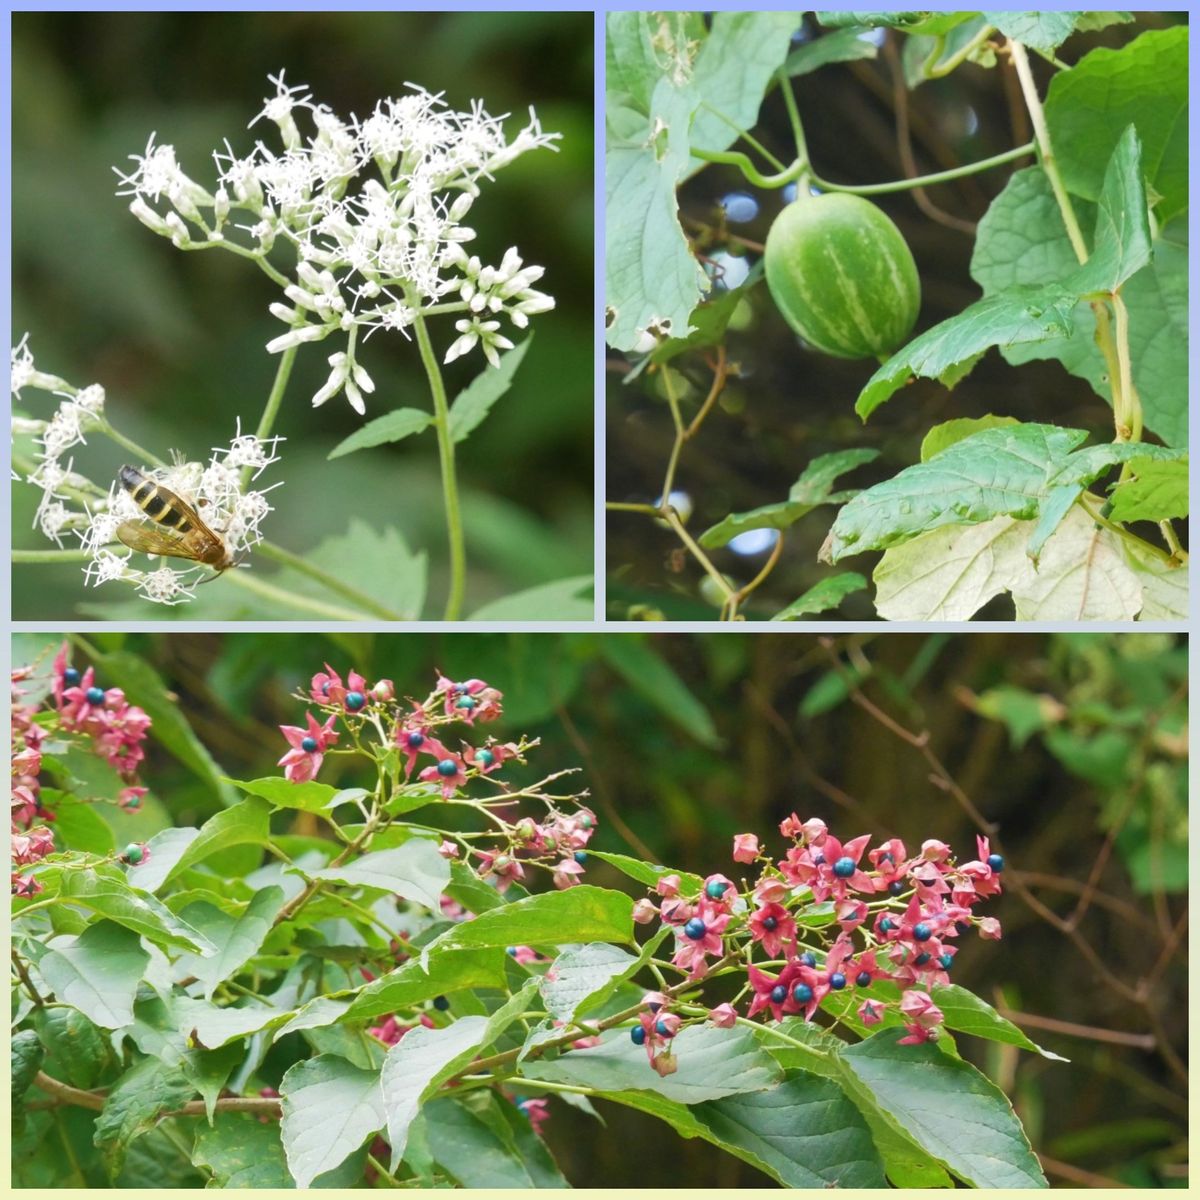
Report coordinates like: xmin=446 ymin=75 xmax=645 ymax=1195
xmin=15 ymin=630 xmax=1186 ymax=1187
xmin=606 ymin=12 xmax=1186 ymax=619
xmin=12 ymin=11 xmax=594 ymax=618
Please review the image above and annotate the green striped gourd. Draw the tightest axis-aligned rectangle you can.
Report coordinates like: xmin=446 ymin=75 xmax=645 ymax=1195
xmin=764 ymin=192 xmax=920 ymax=360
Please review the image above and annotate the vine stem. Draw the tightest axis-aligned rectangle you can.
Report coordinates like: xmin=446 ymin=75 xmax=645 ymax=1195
xmin=412 ymin=311 xmax=466 ymax=620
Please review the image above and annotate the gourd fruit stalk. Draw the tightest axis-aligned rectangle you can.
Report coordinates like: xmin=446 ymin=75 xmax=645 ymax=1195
xmin=764 ymin=193 xmax=921 ymax=360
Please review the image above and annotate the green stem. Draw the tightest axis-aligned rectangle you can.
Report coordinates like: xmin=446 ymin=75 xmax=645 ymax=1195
xmin=221 ymin=566 xmax=377 ymax=620
xmin=922 ymin=23 xmax=996 ymax=79
xmin=1077 ymin=495 xmax=1177 ymax=565
xmin=606 ymin=501 xmax=660 ymax=516
xmin=12 ymin=548 xmax=91 ymax=563
xmin=412 ymin=311 xmax=466 ymax=619
xmin=777 ymin=70 xmax=810 ymax=184
xmin=811 ymin=141 xmax=1035 ymax=195
xmin=1110 ymin=292 xmax=1143 ymax=444
xmin=95 ymin=422 xmax=168 ymax=469
xmin=244 ymin=344 xmax=298 ymax=484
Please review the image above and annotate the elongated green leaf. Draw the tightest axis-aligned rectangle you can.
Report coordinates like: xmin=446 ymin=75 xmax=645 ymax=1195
xmin=383 ymin=979 xmax=538 ymax=1168
xmin=539 ymin=942 xmax=640 ymax=1023
xmin=534 ymin=1025 xmax=780 ymax=1103
xmin=181 ymin=1043 xmax=244 ymax=1124
xmin=56 ymin=867 xmax=216 ymax=954
xmin=422 ymin=1093 xmax=570 ymax=1187
xmin=449 ymin=336 xmax=532 ymax=443
xmin=31 ymin=1005 xmax=109 ymax=1089
xmin=154 ymin=797 xmax=272 ymax=891
xmin=174 ymin=886 xmax=286 ymax=1000
xmin=932 ymin=986 xmax=1069 ymax=1061
xmin=838 ymin=1030 xmax=1048 ymax=1188
xmin=12 ymin=1030 xmax=44 ymax=1107
xmin=299 ymin=839 xmax=449 ymax=911
xmin=227 ymin=776 xmax=339 ymax=813
xmin=785 ymin=25 xmax=879 ymax=75
xmin=695 ymin=1073 xmax=887 ymax=1187
xmin=424 ymin=886 xmax=633 ymax=959
xmin=600 ymin=637 xmax=721 ymax=748
xmin=280 ymin=1055 xmax=386 ymax=1188
xmin=327 ymin=407 xmax=433 ymax=460
xmin=345 ymin=946 xmax=508 ymax=1022
xmin=587 ymin=849 xmax=704 ymax=894
xmin=771 ymin=573 xmax=867 ymax=620
xmin=32 ymin=922 xmax=148 ymax=1030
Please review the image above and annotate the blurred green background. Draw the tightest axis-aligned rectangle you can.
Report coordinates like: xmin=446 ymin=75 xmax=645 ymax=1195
xmin=12 ymin=10 xmax=594 ymax=619
xmin=12 ymin=630 xmax=1187 ymax=1187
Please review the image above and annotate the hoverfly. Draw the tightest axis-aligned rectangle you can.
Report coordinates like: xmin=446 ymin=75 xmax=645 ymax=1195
xmin=115 ymin=465 xmax=235 ymax=577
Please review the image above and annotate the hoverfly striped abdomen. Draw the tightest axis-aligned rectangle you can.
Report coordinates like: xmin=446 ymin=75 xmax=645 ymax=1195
xmin=116 ymin=465 xmax=232 ymax=571
xmin=120 ymin=465 xmax=194 ymax=531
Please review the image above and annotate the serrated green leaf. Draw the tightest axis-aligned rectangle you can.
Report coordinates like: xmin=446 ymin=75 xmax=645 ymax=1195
xmin=771 ymin=573 xmax=867 ymax=620
xmin=1045 ymin=26 xmax=1187 ymax=222
xmin=469 ymin=574 xmax=593 ymax=620
xmin=448 ymin=336 xmax=532 ymax=443
xmin=1106 ymin=457 xmax=1188 ymax=523
xmin=93 ymin=1056 xmax=196 ymax=1178
xmin=920 ymin=415 xmax=1021 ymax=462
xmin=984 ymin=11 xmax=1082 ymax=54
xmin=326 ymin=407 xmax=433 ymax=460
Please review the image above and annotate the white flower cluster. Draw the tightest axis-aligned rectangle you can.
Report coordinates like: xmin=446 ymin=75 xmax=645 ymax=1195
xmin=115 ymin=72 xmax=558 ymax=414
xmin=81 ymin=425 xmax=284 ymax=605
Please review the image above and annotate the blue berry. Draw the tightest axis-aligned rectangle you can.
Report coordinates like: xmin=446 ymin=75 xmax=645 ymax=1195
xmin=645 ymin=996 xmax=664 ymax=1012
xmin=436 ymin=758 xmax=459 ymax=777
xmin=345 ymin=691 xmax=365 ymax=711
xmin=574 ymin=851 xmax=587 ymax=864
xmin=915 ymin=952 xmax=932 ymax=966
xmin=433 ymin=995 xmax=449 ymax=1011
xmin=506 ymin=946 xmax=517 ymax=957
xmin=456 ymin=696 xmax=477 ymax=710
xmin=987 ymin=853 xmax=1005 ymax=872
xmin=879 ymin=851 xmax=894 ymax=864
xmin=406 ymin=732 xmax=425 ymax=749
xmin=799 ymin=952 xmax=816 ymax=968
xmin=879 ymin=918 xmax=894 ymax=934
xmin=856 ymin=971 xmax=872 ymax=988
xmin=762 ymin=916 xmax=778 ymax=932
xmin=630 ymin=1025 xmax=646 ymax=1045
xmin=939 ymin=953 xmax=954 ymax=970
xmin=454 ymin=683 xmax=468 ymax=694
xmin=888 ymin=880 xmax=905 ymax=896
xmin=832 ymin=856 xmax=856 ymax=878
xmin=913 ymin=922 xmax=933 ymax=942
xmin=829 ymin=972 xmax=846 ymax=990
xmin=792 ymin=983 xmax=813 ymax=1004
xmin=683 ymin=917 xmax=707 ymax=941
xmin=811 ymin=853 xmax=825 ymax=866
xmin=770 ymin=984 xmax=787 ymax=1004
xmin=63 ymin=667 xmax=80 ymax=686
xmin=705 ymin=880 xmax=729 ymax=900
xmin=655 ymin=1019 xmax=673 ymax=1036
xmin=300 ymin=736 xmax=318 ymax=753
xmin=720 ymin=191 xmax=759 ymax=224
xmin=476 ymin=749 xmax=494 ymax=767
xmin=86 ymin=686 xmax=105 ymax=705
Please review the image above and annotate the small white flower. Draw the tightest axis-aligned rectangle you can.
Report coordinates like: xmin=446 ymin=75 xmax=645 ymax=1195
xmin=444 ymin=317 xmax=514 ymax=369
xmin=11 ymin=335 xmax=70 ymax=397
xmin=138 ymin=566 xmax=198 ymax=605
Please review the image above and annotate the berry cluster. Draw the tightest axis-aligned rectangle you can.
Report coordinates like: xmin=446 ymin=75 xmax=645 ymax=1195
xmin=279 ymin=666 xmax=597 ymax=891
xmin=627 ymin=816 xmax=1004 ymax=1074
xmin=11 ymin=645 xmax=152 ymax=896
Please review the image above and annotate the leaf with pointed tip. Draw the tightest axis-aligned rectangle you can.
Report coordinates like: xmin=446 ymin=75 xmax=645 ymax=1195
xmin=31 ymin=922 xmax=149 ymax=1030
xmin=298 ymin=839 xmax=450 ymax=911
xmin=771 ymin=573 xmax=867 ymax=620
xmin=327 ymin=408 xmax=434 ymax=460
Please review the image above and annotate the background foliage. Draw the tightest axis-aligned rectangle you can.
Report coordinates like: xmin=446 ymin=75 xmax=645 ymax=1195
xmin=12 ymin=630 xmax=1186 ymax=1188
xmin=11 ymin=10 xmax=593 ymax=619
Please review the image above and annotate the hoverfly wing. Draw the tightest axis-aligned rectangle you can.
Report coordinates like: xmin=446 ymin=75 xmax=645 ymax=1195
xmin=115 ymin=520 xmax=196 ymax=559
